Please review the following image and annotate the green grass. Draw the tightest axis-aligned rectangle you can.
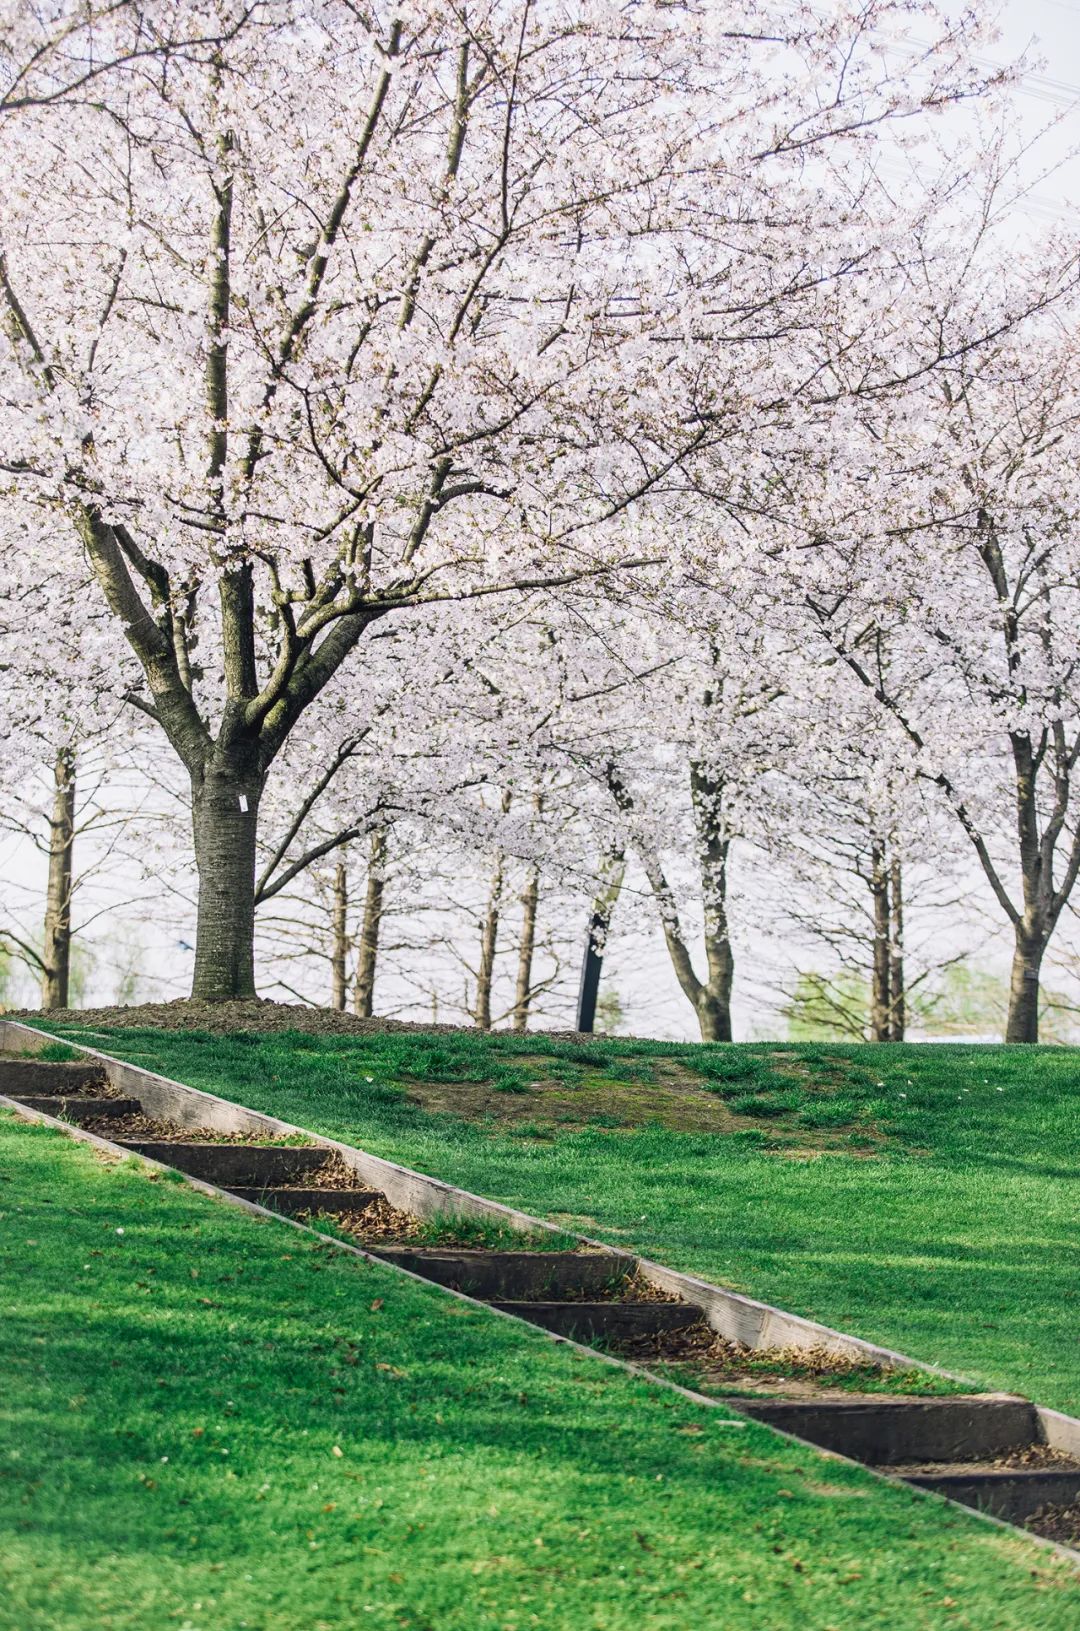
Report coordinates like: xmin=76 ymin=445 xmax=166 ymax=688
xmin=29 ymin=1025 xmax=1080 ymax=1412
xmin=21 ymin=1042 xmax=81 ymax=1063
xmin=2 ymin=1112 xmax=1078 ymax=1631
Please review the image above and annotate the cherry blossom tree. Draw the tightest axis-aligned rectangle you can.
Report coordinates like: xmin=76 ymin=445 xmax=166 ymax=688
xmin=806 ymin=312 xmax=1080 ymax=1042
xmin=0 ymin=0 xmax=1007 ymax=1000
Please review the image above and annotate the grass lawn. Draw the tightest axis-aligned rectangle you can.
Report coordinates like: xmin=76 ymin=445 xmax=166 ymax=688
xmin=36 ymin=1023 xmax=1080 ymax=1414
xmin=2 ymin=1112 xmax=1078 ymax=1631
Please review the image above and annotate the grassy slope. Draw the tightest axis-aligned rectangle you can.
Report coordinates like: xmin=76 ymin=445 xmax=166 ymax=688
xmin=3 ymin=1113 xmax=1078 ymax=1631
xmin=38 ymin=1026 xmax=1080 ymax=1414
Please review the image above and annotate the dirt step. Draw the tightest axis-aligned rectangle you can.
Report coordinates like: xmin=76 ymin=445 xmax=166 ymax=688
xmin=732 ymin=1395 xmax=1041 ymax=1465
xmin=0 ymin=1059 xmax=109 ymax=1095
xmin=491 ymin=1299 xmax=704 ymax=1342
xmin=20 ymin=1095 xmax=142 ymax=1119
xmin=230 ymin=1186 xmax=382 ymax=1216
xmin=367 ymin=1247 xmax=624 ymax=1301
xmin=896 ymin=1467 xmax=1080 ymax=1524
xmin=113 ymin=1141 xmax=329 ymax=1188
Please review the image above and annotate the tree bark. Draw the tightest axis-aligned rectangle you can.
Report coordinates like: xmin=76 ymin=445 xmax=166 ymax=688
xmin=511 ymin=863 xmax=539 ymax=1033
xmin=888 ymin=855 xmax=905 ymax=1041
xmin=689 ymin=761 xmax=734 ymax=1043
xmin=41 ymin=749 xmax=76 ymax=1011
xmin=869 ymin=838 xmax=891 ymax=1042
xmin=474 ymin=853 xmax=505 ymax=1032
xmin=1006 ymin=928 xmax=1044 ymax=1044
xmin=575 ymin=849 xmax=625 ymax=1033
xmin=190 ymin=748 xmax=263 ymax=1001
xmin=330 ymin=861 xmax=348 ymax=1011
xmin=353 ymin=827 xmax=387 ymax=1019
xmin=694 ymin=949 xmax=733 ymax=1042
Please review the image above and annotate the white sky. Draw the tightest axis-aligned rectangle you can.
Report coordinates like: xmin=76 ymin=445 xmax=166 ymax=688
xmin=979 ymin=0 xmax=1080 ymax=212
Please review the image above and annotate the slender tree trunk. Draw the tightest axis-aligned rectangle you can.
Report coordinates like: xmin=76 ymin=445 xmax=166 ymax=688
xmin=690 ymin=761 xmax=735 ymax=1044
xmin=353 ymin=827 xmax=387 ymax=1019
xmin=606 ymin=756 xmax=734 ymax=1043
xmin=869 ymin=838 xmax=891 ymax=1042
xmin=1006 ymin=928 xmax=1045 ymax=1044
xmin=330 ymin=862 xmax=348 ymax=1011
xmin=888 ymin=855 xmax=905 ymax=1041
xmin=576 ymin=848 xmax=625 ymax=1033
xmin=511 ymin=864 xmax=539 ymax=1033
xmin=41 ymin=749 xmax=76 ymax=1011
xmin=472 ymin=793 xmax=511 ymax=1032
xmin=190 ymin=748 xmax=263 ymax=1001
xmin=474 ymin=853 xmax=505 ymax=1032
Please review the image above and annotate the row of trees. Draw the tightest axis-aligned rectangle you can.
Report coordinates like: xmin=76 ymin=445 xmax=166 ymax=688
xmin=3 ymin=1 xmax=1080 ymax=1043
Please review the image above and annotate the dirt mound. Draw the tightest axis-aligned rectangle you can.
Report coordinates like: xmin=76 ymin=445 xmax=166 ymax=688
xmin=8 ymin=997 xmax=605 ymax=1043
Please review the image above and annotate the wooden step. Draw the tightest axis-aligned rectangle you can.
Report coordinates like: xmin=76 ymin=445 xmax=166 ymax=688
xmin=491 ymin=1298 xmax=703 ymax=1342
xmin=230 ymin=1186 xmax=381 ymax=1216
xmin=733 ymin=1394 xmax=1041 ymax=1465
xmin=19 ymin=1095 xmax=141 ymax=1119
xmin=112 ymin=1140 xmax=328 ymax=1187
xmin=367 ymin=1246 xmax=624 ymax=1301
xmin=897 ymin=1466 xmax=1080 ymax=1523
xmin=0 ymin=1059 xmax=108 ymax=1096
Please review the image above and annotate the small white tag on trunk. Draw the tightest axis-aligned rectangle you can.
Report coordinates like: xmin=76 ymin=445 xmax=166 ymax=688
xmin=238 ymin=794 xmax=249 ymax=812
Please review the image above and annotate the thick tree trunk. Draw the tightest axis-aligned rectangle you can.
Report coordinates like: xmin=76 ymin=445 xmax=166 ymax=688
xmin=888 ymin=855 xmax=905 ymax=1042
xmin=190 ymin=750 xmax=263 ymax=1001
xmin=330 ymin=862 xmax=348 ymax=1011
xmin=695 ymin=941 xmax=733 ymax=1042
xmin=511 ymin=864 xmax=539 ymax=1033
xmin=353 ymin=827 xmax=387 ymax=1019
xmin=1006 ymin=929 xmax=1045 ymax=1044
xmin=870 ymin=838 xmax=891 ymax=1042
xmin=41 ymin=750 xmax=76 ymax=1011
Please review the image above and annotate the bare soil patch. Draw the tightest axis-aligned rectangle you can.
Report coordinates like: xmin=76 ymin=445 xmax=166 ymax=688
xmin=403 ymin=1061 xmax=878 ymax=1147
xmin=11 ymin=998 xmax=607 ymax=1043
xmin=402 ymin=1066 xmax=758 ymax=1135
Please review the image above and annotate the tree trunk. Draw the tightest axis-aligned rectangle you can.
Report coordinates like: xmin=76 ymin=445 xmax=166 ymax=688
xmin=41 ymin=749 xmax=76 ymax=1011
xmin=474 ymin=852 xmax=505 ymax=1032
xmin=888 ymin=855 xmax=905 ymax=1041
xmin=695 ymin=947 xmax=733 ymax=1042
xmin=330 ymin=862 xmax=348 ymax=1011
xmin=1006 ymin=928 xmax=1044 ymax=1044
xmin=869 ymin=838 xmax=891 ymax=1042
xmin=575 ymin=849 xmax=625 ymax=1033
xmin=190 ymin=750 xmax=263 ymax=1001
xmin=511 ymin=864 xmax=539 ymax=1033
xmin=353 ymin=827 xmax=387 ymax=1019
xmin=607 ymin=758 xmax=734 ymax=1043
xmin=690 ymin=761 xmax=734 ymax=1044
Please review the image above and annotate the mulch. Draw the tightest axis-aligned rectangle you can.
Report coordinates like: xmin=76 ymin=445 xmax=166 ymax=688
xmin=611 ymin=1322 xmax=914 ymax=1385
xmin=1026 ymin=1500 xmax=1080 ymax=1547
xmin=73 ymin=1110 xmax=312 ymax=1146
xmin=287 ymin=1151 xmax=374 ymax=1190
xmin=11 ymin=998 xmax=612 ymax=1044
xmin=304 ymin=1194 xmax=422 ymax=1242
